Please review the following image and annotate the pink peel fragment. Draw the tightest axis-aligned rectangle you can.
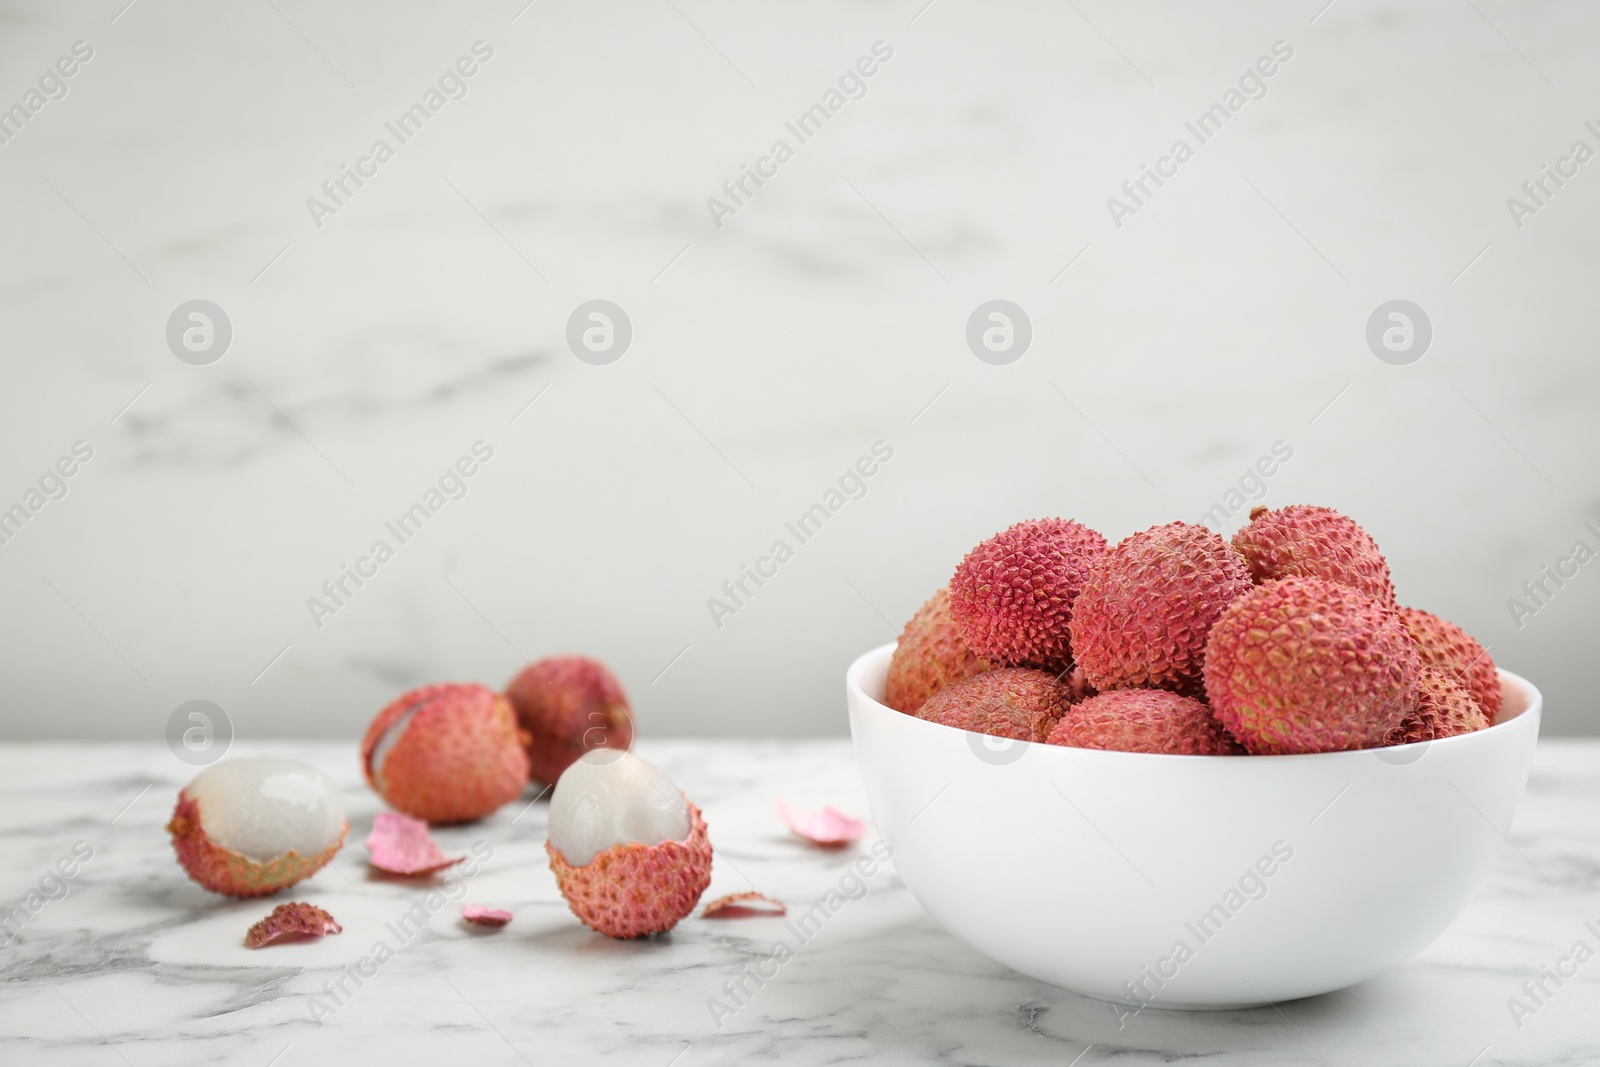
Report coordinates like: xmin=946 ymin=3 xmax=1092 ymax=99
xmin=245 ymin=902 xmax=342 ymax=948
xmin=776 ymin=798 xmax=865 ymax=847
xmin=365 ymin=811 xmax=465 ymax=875
xmin=461 ymin=905 xmax=512 ymax=927
xmin=702 ymin=892 xmax=786 ymax=919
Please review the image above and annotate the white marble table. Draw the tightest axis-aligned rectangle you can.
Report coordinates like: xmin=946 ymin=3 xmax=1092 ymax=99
xmin=2 ymin=739 xmax=1597 ymax=1066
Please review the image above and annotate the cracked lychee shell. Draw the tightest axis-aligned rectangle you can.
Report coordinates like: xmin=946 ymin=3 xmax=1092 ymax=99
xmin=1049 ymin=689 xmax=1243 ymax=755
xmin=362 ymin=683 xmax=530 ymax=824
xmin=1203 ymin=577 xmax=1419 ymax=754
xmin=506 ymin=656 xmax=634 ymax=787
xmin=1396 ymin=607 xmax=1500 ymax=722
xmin=884 ymin=586 xmax=993 ymax=714
xmin=949 ymin=518 xmax=1109 ymax=673
xmin=1232 ymin=505 xmax=1396 ymax=604
xmin=1069 ymin=522 xmax=1253 ymax=696
xmin=915 ymin=668 xmax=1071 ymax=742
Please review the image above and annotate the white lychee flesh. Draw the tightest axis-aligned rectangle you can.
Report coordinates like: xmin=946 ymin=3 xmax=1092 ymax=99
xmin=548 ymin=750 xmax=691 ymax=867
xmin=184 ymin=758 xmax=345 ymax=862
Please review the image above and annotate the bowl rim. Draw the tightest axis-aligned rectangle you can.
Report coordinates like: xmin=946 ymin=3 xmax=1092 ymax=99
xmin=847 ymin=641 xmax=1542 ymax=763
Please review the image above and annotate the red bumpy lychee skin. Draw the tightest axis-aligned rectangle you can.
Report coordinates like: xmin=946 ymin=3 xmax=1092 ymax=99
xmin=1069 ymin=522 xmax=1254 ymax=696
xmin=1232 ymin=505 xmax=1396 ymax=604
xmin=1388 ymin=668 xmax=1490 ymax=746
xmin=1048 ymin=689 xmax=1243 ymax=755
xmin=884 ymin=586 xmax=993 ymax=714
xmin=1396 ymin=607 xmax=1500 ymax=722
xmin=546 ymin=802 xmax=712 ymax=939
xmin=949 ymin=518 xmax=1109 ymax=673
xmin=915 ymin=668 xmax=1072 ymax=742
xmin=167 ymin=795 xmax=347 ymax=898
xmin=1203 ymin=577 xmax=1420 ymax=754
xmin=362 ymin=683 xmax=531 ymax=824
xmin=506 ymin=657 xmax=634 ymax=787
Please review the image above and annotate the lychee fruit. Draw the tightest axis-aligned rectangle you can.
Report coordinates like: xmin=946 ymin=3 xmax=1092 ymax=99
xmin=1069 ymin=522 xmax=1254 ymax=695
xmin=362 ymin=683 xmax=530 ymax=824
xmin=1232 ymin=505 xmax=1396 ymax=604
xmin=505 ymin=656 xmax=634 ymax=787
xmin=546 ymin=750 xmax=712 ymax=939
xmin=1396 ymin=607 xmax=1500 ymax=721
xmin=915 ymin=668 xmax=1071 ymax=742
xmin=1048 ymin=689 xmax=1243 ymax=755
xmin=1203 ymin=577 xmax=1420 ymax=754
xmin=1388 ymin=667 xmax=1490 ymax=746
xmin=167 ymin=759 xmax=348 ymax=898
xmin=949 ymin=518 xmax=1109 ymax=672
xmin=884 ymin=586 xmax=993 ymax=714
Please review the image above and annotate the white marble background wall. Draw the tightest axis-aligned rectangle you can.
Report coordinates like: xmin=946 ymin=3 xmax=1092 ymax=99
xmin=0 ymin=0 xmax=1595 ymax=740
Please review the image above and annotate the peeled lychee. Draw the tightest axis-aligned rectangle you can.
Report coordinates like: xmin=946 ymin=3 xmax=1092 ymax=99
xmin=1397 ymin=607 xmax=1500 ymax=721
xmin=546 ymin=750 xmax=712 ymax=939
xmin=1204 ymin=577 xmax=1420 ymax=754
xmin=1232 ymin=505 xmax=1396 ymax=604
xmin=362 ymin=683 xmax=530 ymax=824
xmin=167 ymin=759 xmax=347 ymax=898
xmin=884 ymin=586 xmax=993 ymax=714
xmin=949 ymin=518 xmax=1109 ymax=672
xmin=1049 ymin=689 xmax=1243 ymax=755
xmin=1388 ymin=667 xmax=1490 ymax=745
xmin=915 ymin=668 xmax=1071 ymax=742
xmin=1069 ymin=522 xmax=1253 ymax=695
xmin=505 ymin=656 xmax=634 ymax=787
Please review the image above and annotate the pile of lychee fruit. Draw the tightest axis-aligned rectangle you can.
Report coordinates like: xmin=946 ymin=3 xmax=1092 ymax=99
xmin=886 ymin=506 xmax=1499 ymax=756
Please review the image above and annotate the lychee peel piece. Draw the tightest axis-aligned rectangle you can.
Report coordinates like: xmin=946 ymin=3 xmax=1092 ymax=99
xmin=365 ymin=811 xmax=465 ymax=876
xmin=1388 ymin=668 xmax=1490 ymax=746
xmin=1397 ymin=607 xmax=1500 ymax=722
xmin=506 ymin=656 xmax=634 ymax=787
xmin=1203 ymin=577 xmax=1419 ymax=755
xmin=916 ymin=668 xmax=1071 ymax=742
xmin=775 ymin=798 xmax=865 ymax=847
xmin=1232 ymin=504 xmax=1396 ymax=604
xmin=547 ymin=800 xmax=712 ymax=939
xmin=702 ymin=892 xmax=786 ymax=919
xmin=167 ymin=794 xmax=347 ymax=898
xmin=1069 ymin=522 xmax=1253 ymax=695
xmin=1049 ymin=689 xmax=1243 ymax=755
xmin=361 ymin=683 xmax=531 ymax=824
xmin=949 ymin=518 xmax=1109 ymax=672
xmin=461 ymin=905 xmax=513 ymax=927
xmin=884 ymin=586 xmax=993 ymax=714
xmin=245 ymin=902 xmax=342 ymax=948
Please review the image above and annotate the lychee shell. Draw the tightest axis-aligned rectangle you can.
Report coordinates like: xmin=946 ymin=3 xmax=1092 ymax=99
xmin=1069 ymin=522 xmax=1253 ymax=695
xmin=1388 ymin=668 xmax=1490 ymax=745
xmin=1232 ymin=505 xmax=1396 ymax=604
xmin=506 ymin=656 xmax=635 ymax=787
xmin=1049 ymin=689 xmax=1242 ymax=755
xmin=1396 ymin=607 xmax=1500 ymax=721
xmin=362 ymin=684 xmax=531 ymax=825
xmin=166 ymin=794 xmax=347 ymax=898
xmin=1203 ymin=577 xmax=1419 ymax=755
xmin=884 ymin=586 xmax=993 ymax=714
xmin=546 ymin=800 xmax=712 ymax=939
xmin=915 ymin=668 xmax=1071 ymax=742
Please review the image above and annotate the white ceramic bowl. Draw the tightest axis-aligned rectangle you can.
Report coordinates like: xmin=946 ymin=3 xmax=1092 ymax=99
xmin=846 ymin=643 xmax=1540 ymax=1009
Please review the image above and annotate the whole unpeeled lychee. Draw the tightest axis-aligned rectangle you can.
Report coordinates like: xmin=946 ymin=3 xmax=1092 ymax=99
xmin=546 ymin=750 xmax=712 ymax=939
xmin=506 ymin=657 xmax=634 ymax=787
xmin=1388 ymin=667 xmax=1490 ymax=746
xmin=1204 ymin=577 xmax=1420 ymax=754
xmin=1396 ymin=607 xmax=1500 ymax=722
xmin=1048 ymin=689 xmax=1242 ymax=755
xmin=949 ymin=518 xmax=1109 ymax=672
xmin=1232 ymin=505 xmax=1396 ymax=604
xmin=884 ymin=586 xmax=993 ymax=714
xmin=362 ymin=684 xmax=530 ymax=824
xmin=167 ymin=759 xmax=347 ymax=898
xmin=1069 ymin=522 xmax=1254 ymax=695
xmin=915 ymin=668 xmax=1071 ymax=742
